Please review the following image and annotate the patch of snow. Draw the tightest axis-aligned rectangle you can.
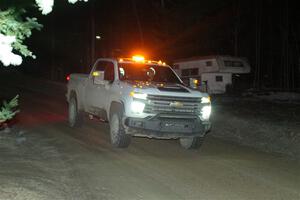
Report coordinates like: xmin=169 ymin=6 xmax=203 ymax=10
xmin=35 ymin=0 xmax=89 ymax=15
xmin=255 ymin=92 xmax=300 ymax=103
xmin=68 ymin=0 xmax=88 ymax=4
xmin=0 ymin=34 xmax=22 ymax=66
xmin=35 ymin=0 xmax=54 ymax=15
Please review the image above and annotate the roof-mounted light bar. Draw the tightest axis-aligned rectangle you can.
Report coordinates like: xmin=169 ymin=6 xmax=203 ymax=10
xmin=132 ymin=55 xmax=145 ymax=62
xmin=118 ymin=55 xmax=167 ymax=66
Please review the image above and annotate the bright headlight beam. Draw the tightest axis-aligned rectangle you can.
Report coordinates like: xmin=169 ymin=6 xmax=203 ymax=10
xmin=201 ymin=105 xmax=211 ymax=120
xmin=131 ymin=101 xmax=145 ymax=114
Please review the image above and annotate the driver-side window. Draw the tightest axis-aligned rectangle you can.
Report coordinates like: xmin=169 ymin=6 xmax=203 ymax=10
xmin=95 ymin=61 xmax=106 ymax=72
xmin=92 ymin=61 xmax=106 ymax=85
xmin=92 ymin=61 xmax=114 ymax=84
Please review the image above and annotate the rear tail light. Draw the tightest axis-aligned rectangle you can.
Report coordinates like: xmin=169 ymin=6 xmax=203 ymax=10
xmin=66 ymin=75 xmax=70 ymax=81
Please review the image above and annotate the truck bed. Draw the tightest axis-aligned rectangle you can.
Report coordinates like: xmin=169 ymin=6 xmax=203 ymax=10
xmin=67 ymin=73 xmax=89 ymax=105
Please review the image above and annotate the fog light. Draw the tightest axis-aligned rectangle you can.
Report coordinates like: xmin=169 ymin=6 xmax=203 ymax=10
xmin=131 ymin=101 xmax=145 ymax=114
xmin=201 ymin=105 xmax=211 ymax=120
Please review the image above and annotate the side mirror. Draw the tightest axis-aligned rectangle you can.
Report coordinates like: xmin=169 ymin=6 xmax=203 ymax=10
xmin=92 ymin=71 xmax=105 ymax=85
xmin=189 ymin=78 xmax=199 ymax=89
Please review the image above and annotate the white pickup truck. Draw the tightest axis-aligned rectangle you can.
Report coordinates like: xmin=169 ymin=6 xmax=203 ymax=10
xmin=66 ymin=56 xmax=211 ymax=149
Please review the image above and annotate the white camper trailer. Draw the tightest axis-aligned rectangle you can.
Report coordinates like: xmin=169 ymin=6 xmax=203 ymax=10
xmin=173 ymin=55 xmax=251 ymax=94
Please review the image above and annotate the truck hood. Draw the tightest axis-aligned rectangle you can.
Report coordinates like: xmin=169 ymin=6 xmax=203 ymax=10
xmin=123 ymin=80 xmax=206 ymax=98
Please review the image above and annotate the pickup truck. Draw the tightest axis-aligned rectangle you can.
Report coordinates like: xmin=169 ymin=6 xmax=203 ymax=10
xmin=66 ymin=56 xmax=211 ymax=149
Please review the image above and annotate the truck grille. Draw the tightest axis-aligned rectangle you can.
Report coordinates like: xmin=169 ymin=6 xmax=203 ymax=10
xmin=144 ymin=95 xmax=202 ymax=115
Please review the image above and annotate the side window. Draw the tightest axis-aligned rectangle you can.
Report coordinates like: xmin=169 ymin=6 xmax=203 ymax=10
xmin=104 ymin=62 xmax=115 ymax=81
xmin=206 ymin=61 xmax=212 ymax=67
xmin=95 ymin=61 xmax=106 ymax=71
xmin=224 ymin=60 xmax=244 ymax=67
xmin=182 ymin=69 xmax=189 ymax=76
xmin=172 ymin=64 xmax=179 ymax=69
xmin=216 ymin=75 xmax=223 ymax=82
xmin=190 ymin=68 xmax=199 ymax=76
xmin=233 ymin=61 xmax=244 ymax=67
xmin=181 ymin=68 xmax=198 ymax=76
xmin=224 ymin=60 xmax=232 ymax=67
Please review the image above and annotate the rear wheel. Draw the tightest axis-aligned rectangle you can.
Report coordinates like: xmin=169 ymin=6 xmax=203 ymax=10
xmin=109 ymin=112 xmax=131 ymax=148
xmin=68 ymin=96 xmax=84 ymax=127
xmin=179 ymin=137 xmax=204 ymax=149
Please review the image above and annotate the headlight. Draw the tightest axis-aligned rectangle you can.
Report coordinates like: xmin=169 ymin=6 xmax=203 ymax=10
xmin=131 ymin=101 xmax=145 ymax=114
xmin=201 ymin=105 xmax=211 ymax=120
xmin=201 ymin=96 xmax=211 ymax=104
xmin=130 ymin=92 xmax=147 ymax=100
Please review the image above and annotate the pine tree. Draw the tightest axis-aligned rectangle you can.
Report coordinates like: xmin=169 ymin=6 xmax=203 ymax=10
xmin=0 ymin=95 xmax=19 ymax=124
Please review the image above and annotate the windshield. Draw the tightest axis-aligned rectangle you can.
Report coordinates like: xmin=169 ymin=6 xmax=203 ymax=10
xmin=118 ymin=63 xmax=182 ymax=84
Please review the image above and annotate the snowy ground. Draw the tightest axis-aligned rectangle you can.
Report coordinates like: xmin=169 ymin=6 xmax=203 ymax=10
xmin=244 ymin=90 xmax=300 ymax=104
xmin=211 ymin=95 xmax=300 ymax=159
xmin=0 ymin=71 xmax=299 ymax=200
xmin=1 ymin=72 xmax=300 ymax=159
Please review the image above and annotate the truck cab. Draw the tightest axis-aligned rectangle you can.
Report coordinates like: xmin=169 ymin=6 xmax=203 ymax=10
xmin=67 ymin=56 xmax=211 ymax=149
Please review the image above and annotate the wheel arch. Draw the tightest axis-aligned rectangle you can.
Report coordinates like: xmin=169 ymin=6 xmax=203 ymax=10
xmin=69 ymin=90 xmax=84 ymax=111
xmin=69 ymin=90 xmax=77 ymax=101
xmin=109 ymin=101 xmax=125 ymax=121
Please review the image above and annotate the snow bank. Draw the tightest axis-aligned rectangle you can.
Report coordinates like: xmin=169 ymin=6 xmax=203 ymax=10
xmin=243 ymin=91 xmax=300 ymax=104
xmin=211 ymin=97 xmax=300 ymax=159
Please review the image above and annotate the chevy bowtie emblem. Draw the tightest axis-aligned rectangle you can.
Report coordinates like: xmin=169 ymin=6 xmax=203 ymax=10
xmin=169 ymin=101 xmax=183 ymax=108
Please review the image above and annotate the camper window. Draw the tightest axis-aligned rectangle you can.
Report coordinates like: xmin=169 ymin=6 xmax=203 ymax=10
xmin=173 ymin=64 xmax=179 ymax=69
xmin=216 ymin=76 xmax=223 ymax=82
xmin=224 ymin=60 xmax=244 ymax=67
xmin=233 ymin=61 xmax=244 ymax=67
xmin=191 ymin=68 xmax=199 ymax=75
xmin=224 ymin=60 xmax=233 ymax=67
xmin=181 ymin=68 xmax=199 ymax=76
xmin=182 ymin=69 xmax=189 ymax=76
xmin=206 ymin=61 xmax=212 ymax=67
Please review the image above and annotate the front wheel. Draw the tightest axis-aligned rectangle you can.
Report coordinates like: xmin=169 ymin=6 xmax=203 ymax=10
xmin=109 ymin=112 xmax=131 ymax=148
xmin=179 ymin=137 xmax=204 ymax=149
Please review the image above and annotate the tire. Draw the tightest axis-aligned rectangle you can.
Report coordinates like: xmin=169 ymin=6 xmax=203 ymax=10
xmin=68 ymin=96 xmax=84 ymax=127
xmin=109 ymin=111 xmax=131 ymax=148
xmin=179 ymin=137 xmax=204 ymax=149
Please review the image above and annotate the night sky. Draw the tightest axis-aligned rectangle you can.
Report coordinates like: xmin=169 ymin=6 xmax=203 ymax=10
xmin=14 ymin=0 xmax=300 ymax=90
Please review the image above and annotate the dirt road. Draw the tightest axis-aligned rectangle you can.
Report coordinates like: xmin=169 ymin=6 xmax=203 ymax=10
xmin=0 ymin=74 xmax=299 ymax=200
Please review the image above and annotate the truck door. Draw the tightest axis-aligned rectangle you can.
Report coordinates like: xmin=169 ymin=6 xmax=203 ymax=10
xmin=85 ymin=60 xmax=109 ymax=114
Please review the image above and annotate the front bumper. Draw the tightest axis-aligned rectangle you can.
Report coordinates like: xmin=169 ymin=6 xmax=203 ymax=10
xmin=124 ymin=114 xmax=211 ymax=139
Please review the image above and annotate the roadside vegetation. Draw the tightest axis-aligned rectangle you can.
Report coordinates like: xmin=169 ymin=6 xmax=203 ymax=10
xmin=0 ymin=95 xmax=19 ymax=127
xmin=1 ymin=1 xmax=87 ymax=125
